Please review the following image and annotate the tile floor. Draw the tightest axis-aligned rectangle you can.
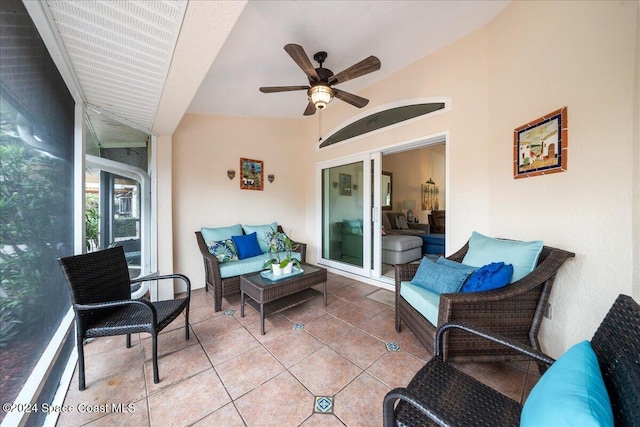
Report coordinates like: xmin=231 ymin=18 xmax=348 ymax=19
xmin=57 ymin=272 xmax=541 ymax=427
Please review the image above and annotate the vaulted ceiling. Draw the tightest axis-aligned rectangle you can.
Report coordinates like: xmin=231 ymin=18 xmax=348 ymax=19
xmin=34 ymin=0 xmax=509 ymax=150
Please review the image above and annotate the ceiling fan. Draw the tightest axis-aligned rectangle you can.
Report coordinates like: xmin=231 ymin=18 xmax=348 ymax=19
xmin=259 ymin=44 xmax=381 ymax=116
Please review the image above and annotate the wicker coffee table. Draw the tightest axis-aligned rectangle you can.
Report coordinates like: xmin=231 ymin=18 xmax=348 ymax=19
xmin=240 ymin=263 xmax=327 ymax=335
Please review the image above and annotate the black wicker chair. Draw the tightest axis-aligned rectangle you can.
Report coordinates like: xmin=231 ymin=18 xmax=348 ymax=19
xmin=383 ymin=294 xmax=640 ymax=426
xmin=58 ymin=246 xmax=191 ymax=390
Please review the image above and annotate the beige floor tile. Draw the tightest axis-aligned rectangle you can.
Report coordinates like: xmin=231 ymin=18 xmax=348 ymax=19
xmin=366 ymin=350 xmax=425 ymax=389
xmin=334 ymin=372 xmax=390 ymax=427
xmin=144 ymin=342 xmax=211 ymax=394
xmin=59 ymin=365 xmax=147 ymax=426
xmin=235 ymin=371 xmax=314 ymax=427
xmin=299 ymin=413 xmax=347 ymax=426
xmin=190 ymin=313 xmax=242 ymax=342
xmin=331 ymin=282 xmax=378 ymax=300
xmin=289 ymin=346 xmax=361 ymax=396
xmin=327 ymin=302 xmax=377 ymax=328
xmin=358 ymin=309 xmax=407 ymax=343
xmin=263 ymin=329 xmax=324 ymax=368
xmin=304 ymin=314 xmax=354 ymax=345
xmin=83 ymin=397 xmax=148 ymax=427
xmin=215 ymin=346 xmax=285 ymax=399
xmin=141 ymin=326 xmax=196 ymax=360
xmin=191 ymin=402 xmax=245 ymax=426
xmin=329 ymin=329 xmax=387 ymax=369
xmin=350 ymin=295 xmax=394 ymax=314
xmin=244 ymin=313 xmax=295 ymax=343
xmin=187 ymin=288 xmax=215 ymax=309
xmin=81 ymin=338 xmax=144 ymax=383
xmin=148 ymin=368 xmax=230 ymax=427
xmin=200 ymin=327 xmax=261 ymax=366
xmin=59 ymin=274 xmax=533 ymax=427
xmin=398 ymin=331 xmax=432 ymax=361
xmin=281 ymin=299 xmax=329 ymax=324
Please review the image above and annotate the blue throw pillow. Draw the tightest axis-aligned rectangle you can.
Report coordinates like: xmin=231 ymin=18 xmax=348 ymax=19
xmin=205 ymin=239 xmax=238 ymax=263
xmin=410 ymin=257 xmax=475 ymax=295
xmin=462 ymin=231 xmax=543 ymax=283
xmin=460 ymin=262 xmax=513 ymax=293
xmin=242 ymin=222 xmax=278 ymax=253
xmin=231 ymin=232 xmax=263 ymax=260
xmin=436 ymin=257 xmax=478 ymax=275
xmin=521 ymin=340 xmax=613 ymax=427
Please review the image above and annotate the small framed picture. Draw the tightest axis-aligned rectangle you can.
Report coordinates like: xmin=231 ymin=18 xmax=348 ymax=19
xmin=514 ymin=107 xmax=568 ymax=179
xmin=339 ymin=173 xmax=352 ymax=196
xmin=240 ymin=158 xmax=263 ymax=190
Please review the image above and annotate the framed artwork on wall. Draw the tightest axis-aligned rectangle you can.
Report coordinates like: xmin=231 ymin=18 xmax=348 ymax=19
xmin=514 ymin=107 xmax=568 ymax=179
xmin=339 ymin=173 xmax=352 ymax=196
xmin=240 ymin=158 xmax=264 ymax=190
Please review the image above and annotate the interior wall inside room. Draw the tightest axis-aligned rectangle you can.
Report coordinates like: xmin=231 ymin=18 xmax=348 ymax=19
xmin=382 ymin=144 xmax=446 ymax=224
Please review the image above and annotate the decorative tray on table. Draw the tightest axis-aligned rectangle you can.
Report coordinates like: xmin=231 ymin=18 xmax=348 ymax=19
xmin=260 ymin=266 xmax=304 ymax=282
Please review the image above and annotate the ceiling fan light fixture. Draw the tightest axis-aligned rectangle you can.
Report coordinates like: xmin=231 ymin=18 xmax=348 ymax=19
xmin=308 ymin=85 xmax=334 ymax=109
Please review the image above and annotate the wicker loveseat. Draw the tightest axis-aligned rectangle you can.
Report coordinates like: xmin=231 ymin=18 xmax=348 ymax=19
xmin=395 ymin=238 xmax=574 ymax=363
xmin=195 ymin=225 xmax=306 ymax=312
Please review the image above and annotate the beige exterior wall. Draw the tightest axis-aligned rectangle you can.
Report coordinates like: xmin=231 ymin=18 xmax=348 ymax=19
xmin=169 ymin=1 xmax=639 ymax=357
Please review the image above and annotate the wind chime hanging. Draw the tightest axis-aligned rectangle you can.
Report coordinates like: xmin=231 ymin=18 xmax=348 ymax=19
xmin=422 ymin=178 xmax=439 ymax=211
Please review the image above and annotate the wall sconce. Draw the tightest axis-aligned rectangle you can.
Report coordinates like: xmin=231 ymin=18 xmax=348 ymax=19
xmin=268 ymin=174 xmax=275 ymax=183
xmin=227 ymin=170 xmax=235 ymax=180
xmin=352 ymin=184 xmax=358 ymax=191
xmin=332 ymin=182 xmax=338 ymax=188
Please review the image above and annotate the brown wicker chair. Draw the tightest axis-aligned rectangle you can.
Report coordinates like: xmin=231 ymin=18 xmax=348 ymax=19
xmin=58 ymin=246 xmax=190 ymax=390
xmin=383 ymin=294 xmax=640 ymax=426
xmin=395 ymin=242 xmax=575 ymax=363
xmin=195 ymin=226 xmax=306 ymax=312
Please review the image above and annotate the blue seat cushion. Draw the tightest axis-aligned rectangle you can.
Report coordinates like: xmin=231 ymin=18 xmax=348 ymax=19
xmin=219 ymin=251 xmax=301 ymax=279
xmin=400 ymin=281 xmax=440 ymax=325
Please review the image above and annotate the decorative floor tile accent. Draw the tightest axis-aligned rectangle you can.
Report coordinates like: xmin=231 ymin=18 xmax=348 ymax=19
xmin=293 ymin=323 xmax=304 ymax=331
xmin=386 ymin=342 xmax=400 ymax=352
xmin=314 ymin=396 xmax=334 ymax=414
xmin=224 ymin=309 xmax=236 ymax=316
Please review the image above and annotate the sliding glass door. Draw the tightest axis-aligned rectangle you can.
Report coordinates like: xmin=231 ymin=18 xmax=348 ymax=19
xmin=319 ymin=153 xmax=383 ymax=278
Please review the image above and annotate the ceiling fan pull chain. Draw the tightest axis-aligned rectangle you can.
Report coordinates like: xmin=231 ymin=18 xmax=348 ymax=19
xmin=318 ymin=109 xmax=322 ymax=142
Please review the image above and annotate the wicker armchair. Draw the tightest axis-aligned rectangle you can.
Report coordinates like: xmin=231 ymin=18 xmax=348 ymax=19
xmin=395 ymin=242 xmax=575 ymax=363
xmin=195 ymin=226 xmax=306 ymax=312
xmin=58 ymin=246 xmax=190 ymax=390
xmin=383 ymin=294 xmax=640 ymax=426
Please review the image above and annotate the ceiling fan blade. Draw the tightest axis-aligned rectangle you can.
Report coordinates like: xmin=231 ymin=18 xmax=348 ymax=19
xmin=284 ymin=44 xmax=319 ymax=81
xmin=260 ymin=85 xmax=309 ymax=93
xmin=330 ymin=56 xmax=381 ymax=85
xmin=303 ymin=101 xmax=317 ymax=116
xmin=333 ymin=89 xmax=369 ymax=108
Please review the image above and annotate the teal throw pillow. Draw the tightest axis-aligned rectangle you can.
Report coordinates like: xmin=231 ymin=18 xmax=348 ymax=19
xmin=460 ymin=262 xmax=513 ymax=293
xmin=521 ymin=340 xmax=613 ymax=427
xmin=410 ymin=257 xmax=475 ymax=295
xmin=436 ymin=257 xmax=478 ymax=275
xmin=242 ymin=222 xmax=278 ymax=253
xmin=201 ymin=224 xmax=243 ymax=242
xmin=205 ymin=239 xmax=238 ymax=263
xmin=231 ymin=232 xmax=263 ymax=260
xmin=462 ymin=231 xmax=543 ymax=283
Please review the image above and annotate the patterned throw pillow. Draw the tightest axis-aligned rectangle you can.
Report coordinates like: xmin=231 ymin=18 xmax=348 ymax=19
xmin=206 ymin=239 xmax=238 ymax=263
